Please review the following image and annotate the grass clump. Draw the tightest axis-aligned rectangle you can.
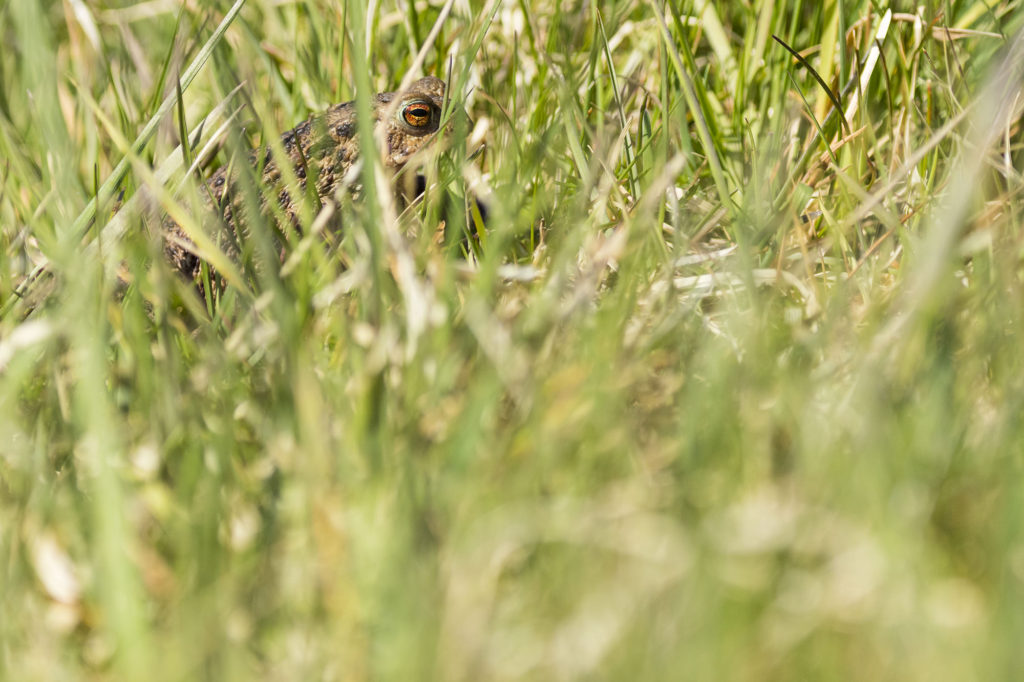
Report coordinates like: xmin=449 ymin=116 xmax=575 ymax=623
xmin=2 ymin=0 xmax=1024 ymax=680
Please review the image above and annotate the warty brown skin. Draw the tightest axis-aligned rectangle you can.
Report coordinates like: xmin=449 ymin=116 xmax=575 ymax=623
xmin=164 ymin=76 xmax=446 ymax=282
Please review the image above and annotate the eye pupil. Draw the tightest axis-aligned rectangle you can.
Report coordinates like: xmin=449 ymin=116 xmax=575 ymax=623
xmin=403 ymin=103 xmax=432 ymax=127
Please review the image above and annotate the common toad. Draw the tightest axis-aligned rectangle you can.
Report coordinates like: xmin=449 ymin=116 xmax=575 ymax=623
xmin=165 ymin=76 xmax=447 ymax=282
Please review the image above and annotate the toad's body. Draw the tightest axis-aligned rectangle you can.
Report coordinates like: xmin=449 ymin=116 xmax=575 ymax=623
xmin=165 ymin=76 xmax=446 ymax=280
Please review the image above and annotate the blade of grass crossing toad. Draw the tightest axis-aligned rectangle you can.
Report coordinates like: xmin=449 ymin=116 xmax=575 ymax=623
xmin=344 ymin=0 xmax=385 ymax=324
xmin=83 ymin=92 xmax=248 ymax=292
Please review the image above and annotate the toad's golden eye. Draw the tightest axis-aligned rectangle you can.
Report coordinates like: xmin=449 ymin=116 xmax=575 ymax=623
xmin=402 ymin=101 xmax=433 ymax=128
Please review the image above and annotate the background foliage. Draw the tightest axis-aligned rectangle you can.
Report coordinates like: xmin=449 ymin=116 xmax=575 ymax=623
xmin=2 ymin=0 xmax=1024 ymax=679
